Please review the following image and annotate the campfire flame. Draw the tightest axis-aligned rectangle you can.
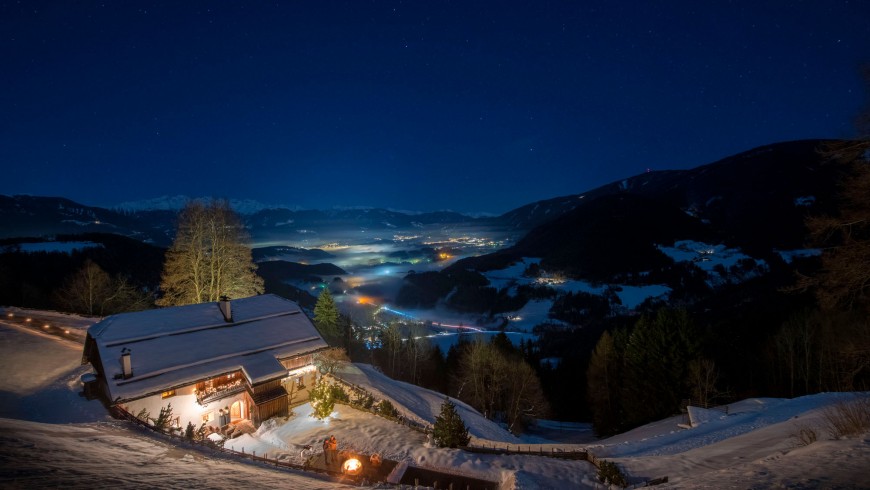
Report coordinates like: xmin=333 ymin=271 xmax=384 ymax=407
xmin=342 ymin=458 xmax=362 ymax=475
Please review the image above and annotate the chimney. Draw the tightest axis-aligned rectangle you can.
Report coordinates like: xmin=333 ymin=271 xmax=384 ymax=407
xmin=121 ymin=348 xmax=133 ymax=379
xmin=218 ymin=296 xmax=233 ymax=322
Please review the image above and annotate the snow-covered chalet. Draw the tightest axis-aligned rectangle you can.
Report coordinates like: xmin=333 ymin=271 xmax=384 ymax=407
xmin=81 ymin=294 xmax=328 ymax=429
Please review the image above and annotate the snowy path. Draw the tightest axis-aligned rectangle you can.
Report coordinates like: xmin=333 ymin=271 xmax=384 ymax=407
xmin=0 ymin=418 xmax=353 ymax=489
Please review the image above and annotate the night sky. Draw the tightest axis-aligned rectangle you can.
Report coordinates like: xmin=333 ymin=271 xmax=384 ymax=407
xmin=2 ymin=1 xmax=868 ymax=215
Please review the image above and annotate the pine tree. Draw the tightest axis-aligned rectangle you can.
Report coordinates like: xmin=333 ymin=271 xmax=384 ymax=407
xmin=313 ymin=288 xmax=340 ymax=341
xmin=432 ymin=397 xmax=470 ymax=448
xmin=157 ymin=200 xmax=263 ymax=306
xmin=587 ymin=329 xmax=627 ymax=436
xmin=622 ymin=309 xmax=700 ymax=427
xmin=151 ymin=403 xmax=174 ymax=430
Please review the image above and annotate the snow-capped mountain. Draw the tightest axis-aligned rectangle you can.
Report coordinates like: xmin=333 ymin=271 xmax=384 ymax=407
xmin=113 ymin=195 xmax=289 ymax=215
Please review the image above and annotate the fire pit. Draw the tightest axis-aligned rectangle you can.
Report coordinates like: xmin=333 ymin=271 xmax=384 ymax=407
xmin=342 ymin=458 xmax=362 ymax=476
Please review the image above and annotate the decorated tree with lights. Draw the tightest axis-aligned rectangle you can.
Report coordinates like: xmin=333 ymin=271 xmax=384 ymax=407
xmin=432 ymin=397 xmax=470 ymax=448
xmin=308 ymin=379 xmax=335 ymax=420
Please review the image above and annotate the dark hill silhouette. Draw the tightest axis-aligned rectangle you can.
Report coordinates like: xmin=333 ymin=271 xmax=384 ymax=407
xmin=402 ymin=139 xmax=842 ymax=313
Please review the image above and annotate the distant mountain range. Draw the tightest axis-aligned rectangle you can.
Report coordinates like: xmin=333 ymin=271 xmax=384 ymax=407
xmin=0 ymin=139 xmax=842 ymax=257
xmin=0 ymin=195 xmax=488 ymax=247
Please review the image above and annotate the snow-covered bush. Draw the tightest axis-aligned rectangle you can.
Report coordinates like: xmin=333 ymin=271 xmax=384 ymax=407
xmin=375 ymin=399 xmax=398 ymax=419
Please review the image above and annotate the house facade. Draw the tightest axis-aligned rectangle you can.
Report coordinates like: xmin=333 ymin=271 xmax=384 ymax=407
xmin=82 ymin=294 xmax=328 ymax=430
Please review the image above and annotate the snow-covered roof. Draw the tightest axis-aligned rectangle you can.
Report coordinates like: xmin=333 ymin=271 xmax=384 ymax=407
xmin=87 ymin=294 xmax=328 ymax=402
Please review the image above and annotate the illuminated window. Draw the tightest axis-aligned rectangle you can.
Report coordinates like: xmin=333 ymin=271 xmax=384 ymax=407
xmin=161 ymin=389 xmax=176 ymax=399
xmin=203 ymin=411 xmax=214 ymax=423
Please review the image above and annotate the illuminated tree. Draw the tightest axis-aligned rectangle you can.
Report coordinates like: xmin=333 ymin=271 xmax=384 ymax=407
xmin=157 ymin=200 xmax=263 ymax=306
xmin=308 ymin=379 xmax=335 ymax=419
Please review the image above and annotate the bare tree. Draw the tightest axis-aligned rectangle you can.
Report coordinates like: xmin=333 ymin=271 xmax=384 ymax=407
xmin=687 ymin=358 xmax=721 ymax=407
xmin=157 ymin=200 xmax=263 ymax=306
xmin=314 ymin=347 xmax=350 ymax=375
xmin=381 ymin=322 xmax=402 ymax=377
xmin=404 ymin=323 xmax=430 ymax=384
xmin=455 ymin=338 xmax=547 ymax=432
xmin=54 ymin=259 xmax=150 ymax=315
xmin=798 ymin=69 xmax=870 ymax=310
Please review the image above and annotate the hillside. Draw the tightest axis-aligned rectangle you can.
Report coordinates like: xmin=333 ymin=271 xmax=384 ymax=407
xmin=495 ymin=139 xmax=839 ymax=240
xmin=1 ymin=316 xmax=867 ymax=489
xmin=398 ymin=140 xmax=836 ymax=317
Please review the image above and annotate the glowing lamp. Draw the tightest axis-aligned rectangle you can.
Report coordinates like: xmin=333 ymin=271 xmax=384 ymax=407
xmin=342 ymin=458 xmax=362 ymax=475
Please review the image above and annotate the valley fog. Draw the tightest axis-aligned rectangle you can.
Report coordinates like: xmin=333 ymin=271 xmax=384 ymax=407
xmin=251 ymin=222 xmax=532 ymax=349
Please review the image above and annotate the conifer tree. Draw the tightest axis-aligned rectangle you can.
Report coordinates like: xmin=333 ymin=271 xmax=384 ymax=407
xmin=313 ymin=288 xmax=341 ymax=341
xmin=157 ymin=200 xmax=263 ymax=306
xmin=308 ymin=379 xmax=335 ymax=420
xmin=587 ymin=329 xmax=627 ymax=436
xmin=432 ymin=397 xmax=470 ymax=448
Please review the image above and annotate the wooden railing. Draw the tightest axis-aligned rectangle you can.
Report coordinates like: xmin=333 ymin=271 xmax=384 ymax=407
xmin=197 ymin=382 xmax=246 ymax=405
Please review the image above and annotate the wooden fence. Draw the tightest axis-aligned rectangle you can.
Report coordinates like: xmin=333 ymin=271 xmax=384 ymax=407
xmin=460 ymin=443 xmax=589 ymax=461
xmin=111 ymin=389 xmax=669 ymax=488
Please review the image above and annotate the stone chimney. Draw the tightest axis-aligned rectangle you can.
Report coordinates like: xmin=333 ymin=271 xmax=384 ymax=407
xmin=121 ymin=348 xmax=133 ymax=379
xmin=218 ymin=296 xmax=233 ymax=322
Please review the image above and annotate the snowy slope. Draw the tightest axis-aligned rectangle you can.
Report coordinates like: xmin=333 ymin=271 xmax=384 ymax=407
xmin=334 ymin=363 xmax=519 ymax=443
xmin=1 ymin=316 xmax=869 ymax=489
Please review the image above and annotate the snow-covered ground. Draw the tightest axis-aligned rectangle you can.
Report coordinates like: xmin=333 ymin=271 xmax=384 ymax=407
xmin=1 ymin=314 xmax=868 ymax=489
